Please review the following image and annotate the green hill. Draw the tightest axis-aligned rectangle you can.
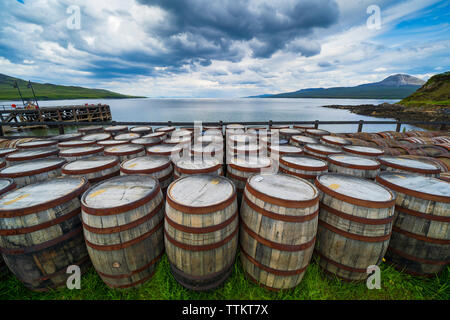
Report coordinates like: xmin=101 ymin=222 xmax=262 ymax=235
xmin=0 ymin=73 xmax=144 ymax=101
xmin=399 ymin=71 xmax=450 ymax=107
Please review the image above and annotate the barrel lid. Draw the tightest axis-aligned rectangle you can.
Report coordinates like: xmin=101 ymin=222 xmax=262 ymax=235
xmin=171 ymin=130 xmax=193 ymax=138
xmin=0 ymin=158 xmax=66 ymax=178
xmin=59 ymin=139 xmax=96 ymax=148
xmin=131 ymin=137 xmax=161 ymax=146
xmin=131 ymin=126 xmax=152 ymax=133
xmin=105 ymin=144 xmax=144 ymax=156
xmin=52 ymin=133 xmax=83 ymax=142
xmin=306 ymin=129 xmax=330 ymax=136
xmin=147 ymin=144 xmax=182 ymax=155
xmin=0 ymin=148 xmax=17 ymax=157
xmin=196 ymin=136 xmax=223 ymax=144
xmin=230 ymin=143 xmax=261 ymax=153
xmin=143 ymin=132 xmax=167 ymax=138
xmin=60 ymin=146 xmax=104 ymax=157
xmin=280 ymin=155 xmax=327 ymax=171
xmin=328 ymin=154 xmax=380 ymax=170
xmin=17 ymin=140 xmax=57 ymax=149
xmin=343 ymin=145 xmax=384 ymax=156
xmin=229 ymin=156 xmax=272 ymax=170
xmin=269 ymin=145 xmax=303 ymax=154
xmin=305 ymin=143 xmax=341 ymax=154
xmin=0 ymin=178 xmax=15 ymax=196
xmin=156 ymin=126 xmax=176 ymax=132
xmin=279 ymin=128 xmax=302 ymax=135
xmin=316 ymin=173 xmax=395 ymax=207
xmin=191 ymin=143 xmax=223 ymax=154
xmin=226 ymin=124 xmax=245 ymax=129
xmin=82 ymin=175 xmax=159 ymax=215
xmin=376 ymin=172 xmax=449 ymax=203
xmin=168 ymin=175 xmax=235 ymax=211
xmin=291 ymin=135 xmax=319 ymax=144
xmin=81 ymin=133 xmax=111 ymax=142
xmin=321 ymin=135 xmax=351 ymax=146
xmin=228 ymin=135 xmax=256 ymax=144
xmin=175 ymin=158 xmax=221 ymax=174
xmin=97 ymin=139 xmax=128 ymax=146
xmin=6 ymin=148 xmax=59 ymax=161
xmin=164 ymin=136 xmax=192 ymax=144
xmin=104 ymin=125 xmax=128 ymax=132
xmin=115 ymin=133 xmax=141 ymax=141
xmin=78 ymin=125 xmax=103 ymax=132
xmin=121 ymin=155 xmax=171 ymax=174
xmin=247 ymin=173 xmax=318 ymax=207
xmin=378 ymin=156 xmax=440 ymax=174
xmin=62 ymin=155 xmax=119 ymax=174
xmin=0 ymin=177 xmax=88 ymax=217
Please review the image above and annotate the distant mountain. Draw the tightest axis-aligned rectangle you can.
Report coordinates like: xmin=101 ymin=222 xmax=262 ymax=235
xmin=0 ymin=73 xmax=144 ymax=101
xmin=249 ymin=74 xmax=426 ymax=99
xmin=399 ymin=71 xmax=450 ymax=107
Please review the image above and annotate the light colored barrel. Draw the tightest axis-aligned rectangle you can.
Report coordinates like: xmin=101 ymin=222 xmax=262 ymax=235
xmin=191 ymin=143 xmax=224 ymax=164
xmin=171 ymin=129 xmax=193 ymax=139
xmin=81 ymin=133 xmax=111 ymax=142
xmin=131 ymin=137 xmax=162 ymax=148
xmin=59 ymin=146 xmax=104 ymax=162
xmin=143 ymin=132 xmax=168 ymax=140
xmin=228 ymin=143 xmax=263 ymax=158
xmin=115 ymin=133 xmax=141 ymax=141
xmin=174 ymin=158 xmax=222 ymax=179
xmin=271 ymin=125 xmax=290 ymax=130
xmin=227 ymin=134 xmax=257 ymax=146
xmin=104 ymin=125 xmax=128 ymax=136
xmin=327 ymin=154 xmax=381 ymax=179
xmin=120 ymin=156 xmax=174 ymax=193
xmin=314 ymin=173 xmax=396 ymax=281
xmin=240 ymin=173 xmax=319 ymax=290
xmin=0 ymin=158 xmax=66 ymax=188
xmin=268 ymin=145 xmax=303 ymax=157
xmin=321 ymin=135 xmax=351 ymax=148
xmin=293 ymin=125 xmax=315 ymax=132
xmin=378 ymin=156 xmax=441 ymax=177
xmin=147 ymin=144 xmax=184 ymax=160
xmin=97 ymin=139 xmax=128 ymax=147
xmin=81 ymin=175 xmax=164 ymax=289
xmin=0 ymin=148 xmax=17 ymax=159
xmin=62 ymin=155 xmax=120 ymax=183
xmin=104 ymin=144 xmax=146 ymax=163
xmin=290 ymin=135 xmax=319 ymax=147
xmin=52 ymin=133 xmax=83 ymax=142
xmin=260 ymin=136 xmax=289 ymax=146
xmin=342 ymin=145 xmax=384 ymax=159
xmin=58 ymin=139 xmax=96 ymax=150
xmin=0 ymin=177 xmax=90 ymax=291
xmin=279 ymin=129 xmax=302 ymax=140
xmin=17 ymin=140 xmax=58 ymax=150
xmin=165 ymin=175 xmax=238 ymax=291
xmin=305 ymin=129 xmax=330 ymax=138
xmin=196 ymin=135 xmax=223 ymax=145
xmin=5 ymin=148 xmax=59 ymax=166
xmin=0 ymin=178 xmax=16 ymax=278
xmin=279 ymin=155 xmax=328 ymax=183
xmin=78 ymin=126 xmax=104 ymax=134
xmin=0 ymin=159 xmax=4 ymax=170
xmin=304 ymin=143 xmax=342 ymax=160
xmin=130 ymin=126 xmax=153 ymax=135
xmin=376 ymin=172 xmax=449 ymax=276
xmin=156 ymin=126 xmax=176 ymax=134
xmin=163 ymin=136 xmax=192 ymax=147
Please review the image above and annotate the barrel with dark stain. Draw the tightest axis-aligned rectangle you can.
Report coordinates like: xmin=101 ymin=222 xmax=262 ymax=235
xmin=59 ymin=146 xmax=104 ymax=162
xmin=376 ymin=172 xmax=449 ymax=276
xmin=314 ymin=173 xmax=396 ymax=281
xmin=5 ymin=148 xmax=59 ymax=166
xmin=130 ymin=126 xmax=153 ymax=135
xmin=240 ymin=173 xmax=319 ymax=290
xmin=0 ymin=178 xmax=16 ymax=279
xmin=279 ymin=155 xmax=328 ymax=183
xmin=81 ymin=175 xmax=164 ymax=289
xmin=62 ymin=156 xmax=120 ymax=184
xmin=165 ymin=175 xmax=238 ymax=291
xmin=104 ymin=144 xmax=146 ymax=163
xmin=0 ymin=177 xmax=90 ymax=291
xmin=378 ymin=156 xmax=441 ymax=177
xmin=327 ymin=155 xmax=381 ymax=179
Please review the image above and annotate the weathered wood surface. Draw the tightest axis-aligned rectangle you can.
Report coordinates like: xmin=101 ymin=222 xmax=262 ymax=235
xmin=115 ymin=133 xmax=141 ymax=141
xmin=240 ymin=173 xmax=319 ymax=290
xmin=17 ymin=140 xmax=58 ymax=150
xmin=147 ymin=144 xmax=184 ymax=159
xmin=0 ymin=177 xmax=90 ymax=291
xmin=376 ymin=172 xmax=450 ymax=276
xmin=0 ymin=158 xmax=66 ymax=187
xmin=81 ymin=175 xmax=164 ymax=289
xmin=59 ymin=146 xmax=104 ymax=162
xmin=5 ymin=148 xmax=59 ymax=166
xmin=131 ymin=137 xmax=162 ymax=148
xmin=130 ymin=126 xmax=153 ymax=135
xmin=78 ymin=126 xmax=104 ymax=134
xmin=378 ymin=156 xmax=441 ymax=177
xmin=97 ymin=140 xmax=128 ymax=147
xmin=104 ymin=144 xmax=146 ymax=163
xmin=314 ymin=173 xmax=396 ymax=281
xmin=321 ymin=136 xmax=351 ymax=148
xmin=305 ymin=129 xmax=330 ymax=138
xmin=62 ymin=155 xmax=120 ymax=184
xmin=165 ymin=175 xmax=238 ymax=291
xmin=171 ymin=130 xmax=193 ymax=138
xmin=0 ymin=178 xmax=15 ymax=278
xmin=174 ymin=158 xmax=223 ymax=179
xmin=293 ymin=125 xmax=315 ymax=131
xmin=269 ymin=145 xmax=303 ymax=157
xmin=155 ymin=126 xmax=176 ymax=134
xmin=0 ymin=148 xmax=17 ymax=158
xmin=327 ymin=154 xmax=381 ymax=179
xmin=104 ymin=125 xmax=128 ymax=136
xmin=279 ymin=155 xmax=328 ymax=183
xmin=304 ymin=144 xmax=342 ymax=160
xmin=163 ymin=136 xmax=192 ymax=146
xmin=58 ymin=140 xmax=96 ymax=150
xmin=227 ymin=134 xmax=257 ymax=146
xmin=279 ymin=129 xmax=302 ymax=140
xmin=342 ymin=145 xmax=384 ymax=159
xmin=143 ymin=132 xmax=168 ymax=140
xmin=52 ymin=133 xmax=83 ymax=142
xmin=290 ymin=135 xmax=319 ymax=147
xmin=228 ymin=143 xmax=262 ymax=157
xmin=81 ymin=133 xmax=111 ymax=142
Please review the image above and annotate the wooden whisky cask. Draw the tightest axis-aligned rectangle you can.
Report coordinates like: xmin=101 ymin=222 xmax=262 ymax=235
xmin=304 ymin=144 xmax=342 ymax=160
xmin=174 ymin=158 xmax=223 ymax=179
xmin=293 ymin=125 xmax=314 ymax=132
xmin=271 ymin=125 xmax=290 ymax=130
xmin=17 ymin=140 xmax=58 ymax=150
xmin=143 ymin=132 xmax=169 ymax=140
xmin=290 ymin=135 xmax=319 ymax=147
xmin=163 ymin=136 xmax=192 ymax=148
xmin=378 ymin=156 xmax=441 ymax=177
xmin=279 ymin=155 xmax=328 ymax=183
xmin=130 ymin=126 xmax=153 ymax=135
xmin=376 ymin=172 xmax=449 ymax=276
xmin=59 ymin=146 xmax=104 ymax=162
xmin=0 ymin=158 xmax=66 ymax=188
xmin=0 ymin=178 xmax=16 ymax=278
xmin=0 ymin=148 xmax=17 ymax=159
xmin=171 ymin=129 xmax=193 ymax=139
xmin=240 ymin=173 xmax=319 ymax=290
xmin=314 ymin=173 xmax=396 ymax=281
xmin=228 ymin=143 xmax=263 ymax=158
xmin=58 ymin=139 xmax=96 ymax=151
xmin=5 ymin=148 xmax=59 ymax=166
xmin=260 ymin=136 xmax=289 ymax=146
xmin=165 ymin=175 xmax=238 ymax=291
xmin=268 ymin=145 xmax=303 ymax=157
xmin=104 ymin=125 xmax=128 ymax=136
xmin=97 ymin=139 xmax=128 ymax=148
xmin=115 ymin=133 xmax=141 ymax=141
xmin=62 ymin=156 xmax=120 ymax=184
xmin=342 ymin=145 xmax=384 ymax=159
xmin=321 ymin=135 xmax=351 ymax=149
xmin=81 ymin=133 xmax=111 ymax=142
xmin=78 ymin=126 xmax=104 ymax=134
xmin=155 ymin=126 xmax=176 ymax=134
xmin=131 ymin=137 xmax=162 ymax=148
xmin=147 ymin=144 xmax=184 ymax=160
xmin=305 ymin=129 xmax=330 ymax=138
xmin=52 ymin=133 xmax=83 ymax=142
xmin=81 ymin=175 xmax=164 ymax=289
xmin=227 ymin=134 xmax=257 ymax=146
xmin=104 ymin=144 xmax=146 ymax=163
xmin=0 ymin=159 xmax=4 ymax=170
xmin=279 ymin=129 xmax=302 ymax=141
xmin=0 ymin=177 xmax=90 ymax=291
xmin=327 ymin=154 xmax=381 ymax=179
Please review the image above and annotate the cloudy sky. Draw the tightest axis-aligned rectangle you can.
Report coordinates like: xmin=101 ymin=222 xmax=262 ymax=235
xmin=0 ymin=0 xmax=449 ymax=97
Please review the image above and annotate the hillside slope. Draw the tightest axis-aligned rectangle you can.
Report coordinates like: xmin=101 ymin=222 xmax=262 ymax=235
xmin=399 ymin=71 xmax=450 ymax=107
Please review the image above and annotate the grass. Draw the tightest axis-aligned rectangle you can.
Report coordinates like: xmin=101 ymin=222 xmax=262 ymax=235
xmin=1 ymin=253 xmax=448 ymax=300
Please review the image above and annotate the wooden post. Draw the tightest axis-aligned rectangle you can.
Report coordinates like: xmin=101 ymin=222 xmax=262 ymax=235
xmin=314 ymin=120 xmax=319 ymax=129
xmin=269 ymin=120 xmax=273 ymax=128
xmin=396 ymin=120 xmax=401 ymax=133
xmin=0 ymin=124 xmax=4 ymax=137
xmin=358 ymin=120 xmax=364 ymax=133
xmin=58 ymin=125 xmax=65 ymax=135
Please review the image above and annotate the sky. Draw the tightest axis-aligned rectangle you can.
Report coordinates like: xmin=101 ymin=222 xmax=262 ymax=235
xmin=0 ymin=0 xmax=449 ymax=97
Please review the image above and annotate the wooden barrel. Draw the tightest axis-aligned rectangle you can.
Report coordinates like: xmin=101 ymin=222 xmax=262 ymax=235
xmin=0 ymin=158 xmax=66 ymax=188
xmin=5 ymin=148 xmax=59 ymax=166
xmin=165 ymin=175 xmax=238 ymax=291
xmin=240 ymin=173 xmax=319 ymax=290
xmin=418 ymin=145 xmax=447 ymax=157
xmin=279 ymin=129 xmax=302 ymax=140
xmin=17 ymin=140 xmax=58 ymax=150
xmin=398 ymin=155 xmax=448 ymax=173
xmin=196 ymin=135 xmax=223 ymax=145
xmin=104 ymin=125 xmax=128 ymax=136
xmin=376 ymin=172 xmax=449 ymax=276
xmin=342 ymin=145 xmax=384 ymax=159
xmin=191 ymin=143 xmax=224 ymax=163
xmin=131 ymin=137 xmax=162 ymax=148
xmin=260 ymin=136 xmax=289 ymax=146
xmin=143 ymin=132 xmax=169 ymax=140
xmin=314 ymin=173 xmax=396 ymax=281
xmin=432 ymin=136 xmax=450 ymax=144
xmin=58 ymin=139 xmax=96 ymax=150
xmin=155 ymin=126 xmax=176 ymax=134
xmin=293 ymin=125 xmax=315 ymax=132
xmin=347 ymin=132 xmax=383 ymax=140
xmin=163 ymin=136 xmax=192 ymax=147
xmin=0 ymin=177 xmax=91 ymax=291
xmin=405 ymin=131 xmax=435 ymax=138
xmin=345 ymin=138 xmax=378 ymax=148
xmin=0 ymin=148 xmax=17 ymax=159
xmin=171 ymin=129 xmax=193 ymax=139
xmin=440 ymin=172 xmax=450 ymax=182
xmin=304 ymin=144 xmax=342 ymax=160
xmin=378 ymin=156 xmax=441 ymax=177
xmin=0 ymin=178 xmax=16 ymax=278
xmin=130 ymin=126 xmax=153 ymax=135
xmin=228 ymin=143 xmax=263 ymax=158
xmin=0 ymin=159 xmax=5 ymax=170
xmin=327 ymin=154 xmax=381 ymax=179
xmin=104 ymin=144 xmax=146 ymax=163
xmin=59 ymin=146 xmax=104 ymax=162
xmin=147 ymin=144 xmax=184 ymax=159
xmin=120 ymin=156 xmax=174 ymax=193
xmin=115 ymin=133 xmax=141 ymax=141
xmin=321 ymin=135 xmax=351 ymax=148
xmin=268 ymin=145 xmax=303 ymax=157
xmin=174 ymin=158 xmax=222 ymax=179
xmin=81 ymin=175 xmax=164 ymax=289
xmin=271 ymin=125 xmax=290 ymax=130
xmin=290 ymin=135 xmax=319 ymax=147
xmin=279 ymin=155 xmax=328 ymax=182
xmin=78 ymin=126 xmax=104 ymax=134
xmin=305 ymin=129 xmax=330 ymax=138
xmin=52 ymin=133 xmax=83 ymax=142
xmin=378 ymin=131 xmax=406 ymax=140
xmin=81 ymin=133 xmax=111 ymax=142
xmin=97 ymin=139 xmax=128 ymax=148
xmin=227 ymin=134 xmax=257 ymax=146
xmin=382 ymin=147 xmax=408 ymax=156
xmin=401 ymin=137 xmax=432 ymax=145
xmin=62 ymin=155 xmax=120 ymax=184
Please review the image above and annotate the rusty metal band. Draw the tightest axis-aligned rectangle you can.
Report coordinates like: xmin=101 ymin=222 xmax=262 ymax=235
xmin=0 ymin=160 xmax=66 ymax=179
xmin=6 ymin=149 xmax=59 ymax=162
xmin=392 ymin=226 xmax=450 ymax=245
xmin=34 ymin=255 xmax=91 ymax=282
xmin=327 ymin=157 xmax=381 ymax=171
xmin=315 ymin=179 xmax=396 ymax=209
xmin=62 ymin=157 xmax=119 ymax=175
xmin=120 ymin=161 xmax=171 ymax=175
xmin=314 ymin=250 xmax=368 ymax=273
xmin=83 ymin=200 xmax=164 ymax=234
xmin=60 ymin=147 xmax=104 ymax=158
xmin=320 ymin=202 xmax=394 ymax=225
xmin=387 ymin=246 xmax=449 ymax=266
xmin=18 ymin=141 xmax=58 ymax=149
xmin=97 ymin=250 xmax=164 ymax=280
xmin=82 ymin=184 xmax=161 ymax=216
xmin=279 ymin=167 xmax=318 ymax=180
xmin=0 ymin=226 xmax=83 ymax=255
xmin=164 ymin=224 xmax=238 ymax=252
xmin=246 ymin=181 xmax=319 ymax=209
xmin=318 ymin=219 xmax=391 ymax=242
xmin=342 ymin=147 xmax=383 ymax=157
xmin=279 ymin=157 xmax=327 ymax=171
xmin=243 ymin=194 xmax=318 ymax=223
xmin=395 ymin=205 xmax=450 ymax=223
xmin=0 ymin=207 xmax=81 ymax=236
xmin=85 ymin=219 xmax=163 ymax=251
xmin=241 ymin=219 xmax=316 ymax=252
xmin=240 ymin=244 xmax=309 ymax=276
xmin=165 ymin=210 xmax=238 ymax=234
xmin=0 ymin=179 xmax=89 ymax=218
xmin=377 ymin=159 xmax=440 ymax=175
xmin=86 ymin=170 xmax=120 ymax=184
xmin=0 ymin=179 xmax=16 ymax=196
xmin=226 ymin=170 xmax=249 ymax=182
xmin=175 ymin=163 xmax=222 ymax=175
xmin=375 ymin=175 xmax=450 ymax=203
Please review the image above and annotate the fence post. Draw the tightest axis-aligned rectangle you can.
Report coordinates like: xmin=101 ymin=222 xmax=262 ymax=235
xmin=0 ymin=124 xmax=3 ymax=137
xmin=358 ymin=120 xmax=364 ymax=133
xmin=314 ymin=120 xmax=319 ymax=129
xmin=396 ymin=120 xmax=401 ymax=133
xmin=269 ymin=120 xmax=273 ymax=128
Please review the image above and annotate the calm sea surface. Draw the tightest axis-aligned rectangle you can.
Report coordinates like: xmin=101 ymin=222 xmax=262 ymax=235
xmin=1 ymin=98 xmax=422 ymax=135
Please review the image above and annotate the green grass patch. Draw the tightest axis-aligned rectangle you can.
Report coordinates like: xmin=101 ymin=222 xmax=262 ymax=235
xmin=1 ymin=254 xmax=448 ymax=300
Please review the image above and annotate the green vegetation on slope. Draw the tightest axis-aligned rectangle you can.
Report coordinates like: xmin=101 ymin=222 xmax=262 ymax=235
xmin=400 ymin=71 xmax=450 ymax=107
xmin=0 ymin=74 xmax=144 ymax=101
